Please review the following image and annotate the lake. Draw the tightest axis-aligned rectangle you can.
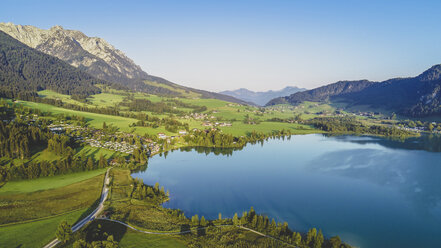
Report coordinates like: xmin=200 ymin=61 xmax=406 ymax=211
xmin=132 ymin=134 xmax=441 ymax=248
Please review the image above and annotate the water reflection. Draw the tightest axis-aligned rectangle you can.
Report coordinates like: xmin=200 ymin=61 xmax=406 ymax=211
xmin=324 ymin=133 xmax=441 ymax=152
xmin=135 ymin=134 xmax=441 ymax=248
xmin=308 ymin=137 xmax=441 ymax=220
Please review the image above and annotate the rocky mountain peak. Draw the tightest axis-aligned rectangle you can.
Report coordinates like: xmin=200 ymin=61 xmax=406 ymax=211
xmin=418 ymin=64 xmax=441 ymax=82
xmin=50 ymin=25 xmax=64 ymax=31
xmin=0 ymin=22 xmax=148 ymax=83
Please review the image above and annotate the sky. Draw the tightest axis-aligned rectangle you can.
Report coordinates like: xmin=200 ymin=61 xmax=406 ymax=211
xmin=2 ymin=0 xmax=441 ymax=92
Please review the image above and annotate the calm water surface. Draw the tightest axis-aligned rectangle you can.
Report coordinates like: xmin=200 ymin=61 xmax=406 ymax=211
xmin=132 ymin=134 xmax=441 ymax=248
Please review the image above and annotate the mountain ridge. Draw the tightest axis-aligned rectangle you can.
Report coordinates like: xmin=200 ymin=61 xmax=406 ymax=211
xmin=0 ymin=22 xmax=248 ymax=104
xmin=266 ymin=65 xmax=441 ymax=117
xmin=220 ymin=86 xmax=305 ymax=106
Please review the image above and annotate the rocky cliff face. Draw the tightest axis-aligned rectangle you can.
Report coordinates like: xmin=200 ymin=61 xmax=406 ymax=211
xmin=0 ymin=23 xmax=148 ymax=85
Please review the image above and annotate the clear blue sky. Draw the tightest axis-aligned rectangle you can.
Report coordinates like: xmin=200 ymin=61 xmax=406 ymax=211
xmin=2 ymin=0 xmax=441 ymax=91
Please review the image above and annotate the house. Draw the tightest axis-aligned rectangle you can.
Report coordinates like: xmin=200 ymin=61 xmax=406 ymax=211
xmin=178 ymin=130 xmax=187 ymax=135
xmin=158 ymin=133 xmax=167 ymax=139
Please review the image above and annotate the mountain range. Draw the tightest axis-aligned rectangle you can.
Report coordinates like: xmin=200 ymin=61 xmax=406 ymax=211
xmin=220 ymin=86 xmax=305 ymax=106
xmin=0 ymin=22 xmax=247 ymax=104
xmin=2 ymin=22 xmax=441 ymax=117
xmin=267 ymin=65 xmax=441 ymax=117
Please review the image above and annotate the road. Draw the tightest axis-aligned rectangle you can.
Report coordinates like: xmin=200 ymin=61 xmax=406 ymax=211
xmin=43 ymin=168 xmax=294 ymax=247
xmin=43 ymin=168 xmax=111 ymax=248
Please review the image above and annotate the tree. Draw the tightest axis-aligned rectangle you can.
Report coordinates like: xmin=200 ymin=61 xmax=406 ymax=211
xmin=428 ymin=123 xmax=435 ymax=132
xmin=103 ymin=122 xmax=107 ymax=129
xmin=99 ymin=154 xmax=108 ymax=168
xmin=200 ymin=216 xmax=207 ymax=226
xmin=306 ymin=228 xmax=317 ymax=246
xmin=292 ymin=232 xmax=302 ymax=246
xmin=55 ymin=220 xmax=72 ymax=243
xmin=73 ymin=239 xmax=89 ymax=248
xmin=329 ymin=236 xmax=342 ymax=248
xmin=240 ymin=211 xmax=248 ymax=225
xmin=86 ymin=157 xmax=94 ymax=170
xmin=314 ymin=229 xmax=324 ymax=248
xmin=191 ymin=214 xmax=199 ymax=226
xmin=103 ymin=235 xmax=118 ymax=248
xmin=233 ymin=213 xmax=239 ymax=225
xmin=252 ymin=215 xmax=258 ymax=228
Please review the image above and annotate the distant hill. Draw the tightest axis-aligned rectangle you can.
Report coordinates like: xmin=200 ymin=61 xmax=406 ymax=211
xmin=266 ymin=65 xmax=441 ymax=117
xmin=0 ymin=22 xmax=248 ymax=104
xmin=220 ymin=86 xmax=305 ymax=106
xmin=0 ymin=30 xmax=110 ymax=99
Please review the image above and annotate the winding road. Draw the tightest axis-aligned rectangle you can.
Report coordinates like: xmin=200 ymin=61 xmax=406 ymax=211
xmin=43 ymin=168 xmax=111 ymax=248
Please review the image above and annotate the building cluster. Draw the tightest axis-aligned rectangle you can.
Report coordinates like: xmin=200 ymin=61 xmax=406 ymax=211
xmin=85 ymin=138 xmax=137 ymax=154
xmin=201 ymin=121 xmax=232 ymax=127
xmin=48 ymin=123 xmax=88 ymax=134
xmin=184 ymin=113 xmax=208 ymax=120
xmin=183 ymin=112 xmax=217 ymax=120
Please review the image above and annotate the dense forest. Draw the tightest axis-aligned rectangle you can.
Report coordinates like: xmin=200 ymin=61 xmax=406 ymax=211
xmin=307 ymin=117 xmax=415 ymax=137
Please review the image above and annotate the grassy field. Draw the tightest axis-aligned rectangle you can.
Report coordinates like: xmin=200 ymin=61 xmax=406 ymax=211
xmin=0 ymin=169 xmax=106 ymax=195
xmin=38 ymin=90 xmax=86 ymax=106
xmin=0 ymin=143 xmax=128 ymax=167
xmin=17 ymin=100 xmax=137 ymax=128
xmin=14 ymin=100 xmax=180 ymax=136
xmin=144 ymin=80 xmax=201 ymax=99
xmin=89 ymin=93 xmax=126 ymax=106
xmin=39 ymin=90 xmax=127 ymax=107
xmin=0 ymin=208 xmax=87 ymax=248
xmin=219 ymin=121 xmax=317 ymax=136
xmin=82 ymin=219 xmax=187 ymax=248
xmin=15 ymin=98 xmax=319 ymax=138
xmin=0 ymin=172 xmax=104 ymax=224
xmin=119 ymin=231 xmax=187 ymax=248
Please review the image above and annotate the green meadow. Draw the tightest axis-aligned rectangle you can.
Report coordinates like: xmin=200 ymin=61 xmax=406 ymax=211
xmin=0 ymin=169 xmax=106 ymax=195
xmin=0 ymin=208 xmax=87 ymax=248
xmin=0 ymin=173 xmax=104 ymax=224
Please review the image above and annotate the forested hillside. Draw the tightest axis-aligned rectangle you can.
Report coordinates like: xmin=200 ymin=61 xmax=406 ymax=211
xmin=0 ymin=23 xmax=248 ymax=105
xmin=0 ymin=31 xmax=114 ymax=99
xmin=267 ymin=65 xmax=441 ymax=117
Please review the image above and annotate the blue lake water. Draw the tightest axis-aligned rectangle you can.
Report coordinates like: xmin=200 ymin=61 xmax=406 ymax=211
xmin=132 ymin=134 xmax=441 ymax=248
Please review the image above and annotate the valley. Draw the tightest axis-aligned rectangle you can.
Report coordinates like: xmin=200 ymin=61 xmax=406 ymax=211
xmin=0 ymin=12 xmax=440 ymax=248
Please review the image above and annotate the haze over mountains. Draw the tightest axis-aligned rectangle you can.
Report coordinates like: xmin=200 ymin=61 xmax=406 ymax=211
xmin=0 ymin=22 xmax=247 ymax=104
xmin=267 ymin=65 xmax=441 ymax=117
xmin=220 ymin=86 xmax=305 ymax=106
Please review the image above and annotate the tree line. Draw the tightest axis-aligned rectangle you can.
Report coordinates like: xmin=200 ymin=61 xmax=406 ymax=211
xmin=307 ymin=117 xmax=415 ymax=137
